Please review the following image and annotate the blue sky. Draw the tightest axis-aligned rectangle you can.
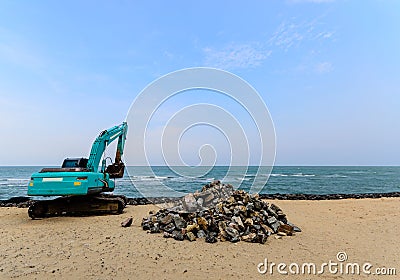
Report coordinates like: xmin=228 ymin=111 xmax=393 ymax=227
xmin=0 ymin=0 xmax=399 ymax=166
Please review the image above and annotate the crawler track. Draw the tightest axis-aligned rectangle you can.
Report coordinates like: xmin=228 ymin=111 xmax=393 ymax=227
xmin=28 ymin=194 xmax=127 ymax=219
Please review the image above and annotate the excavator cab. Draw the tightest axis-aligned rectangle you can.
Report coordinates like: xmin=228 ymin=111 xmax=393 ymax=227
xmin=62 ymin=158 xmax=88 ymax=168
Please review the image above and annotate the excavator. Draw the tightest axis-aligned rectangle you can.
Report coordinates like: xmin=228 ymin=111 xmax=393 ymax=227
xmin=27 ymin=122 xmax=128 ymax=219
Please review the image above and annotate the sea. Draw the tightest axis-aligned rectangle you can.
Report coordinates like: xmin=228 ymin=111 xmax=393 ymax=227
xmin=0 ymin=166 xmax=399 ymax=200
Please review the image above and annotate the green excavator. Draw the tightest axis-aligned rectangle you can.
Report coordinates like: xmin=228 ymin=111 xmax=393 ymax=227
xmin=27 ymin=122 xmax=128 ymax=219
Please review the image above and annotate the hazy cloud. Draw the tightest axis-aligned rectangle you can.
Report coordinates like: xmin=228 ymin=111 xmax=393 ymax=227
xmin=203 ymin=17 xmax=334 ymax=70
xmin=268 ymin=18 xmax=334 ymax=52
xmin=315 ymin=61 xmax=333 ymax=73
xmin=203 ymin=43 xmax=271 ymax=70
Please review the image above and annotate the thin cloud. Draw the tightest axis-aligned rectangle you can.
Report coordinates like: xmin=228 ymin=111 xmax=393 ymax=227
xmin=203 ymin=43 xmax=271 ymax=70
xmin=202 ymin=17 xmax=334 ymax=70
xmin=268 ymin=18 xmax=334 ymax=52
xmin=268 ymin=22 xmax=305 ymax=52
xmin=315 ymin=61 xmax=333 ymax=73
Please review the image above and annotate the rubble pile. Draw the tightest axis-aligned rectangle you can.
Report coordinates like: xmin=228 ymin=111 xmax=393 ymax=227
xmin=141 ymin=180 xmax=301 ymax=243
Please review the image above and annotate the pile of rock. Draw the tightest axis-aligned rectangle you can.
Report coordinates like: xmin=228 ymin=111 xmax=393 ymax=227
xmin=0 ymin=197 xmax=32 ymax=208
xmin=141 ymin=180 xmax=301 ymax=243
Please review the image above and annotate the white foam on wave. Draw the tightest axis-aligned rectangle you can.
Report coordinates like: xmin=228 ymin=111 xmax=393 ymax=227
xmin=271 ymin=173 xmax=316 ymax=177
xmin=270 ymin=174 xmax=288 ymax=177
xmin=292 ymin=173 xmax=315 ymax=177
xmin=236 ymin=177 xmax=251 ymax=181
xmin=324 ymin=174 xmax=348 ymax=178
xmin=7 ymin=178 xmax=30 ymax=182
xmin=128 ymin=175 xmax=172 ymax=181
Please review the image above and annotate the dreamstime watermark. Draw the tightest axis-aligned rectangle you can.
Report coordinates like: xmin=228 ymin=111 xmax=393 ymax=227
xmin=257 ymin=252 xmax=397 ymax=276
xmin=124 ymin=67 xmax=276 ymax=205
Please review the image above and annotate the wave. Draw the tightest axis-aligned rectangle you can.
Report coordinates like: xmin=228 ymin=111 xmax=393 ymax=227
xmin=2 ymin=178 xmax=30 ymax=182
xmin=323 ymin=174 xmax=348 ymax=178
xmin=128 ymin=175 xmax=172 ymax=181
xmin=236 ymin=177 xmax=251 ymax=181
xmin=0 ymin=178 xmax=30 ymax=187
xmin=270 ymin=173 xmax=315 ymax=177
xmin=292 ymin=173 xmax=315 ymax=177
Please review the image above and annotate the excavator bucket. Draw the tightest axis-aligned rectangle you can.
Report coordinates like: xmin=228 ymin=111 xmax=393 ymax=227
xmin=105 ymin=162 xmax=125 ymax=178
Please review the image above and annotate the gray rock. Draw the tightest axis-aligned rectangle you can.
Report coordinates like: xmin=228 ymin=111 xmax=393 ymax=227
xmin=141 ymin=219 xmax=151 ymax=230
xmin=257 ymin=233 xmax=268 ymax=244
xmin=150 ymin=223 xmax=160 ymax=233
xmin=223 ymin=207 xmax=232 ymax=215
xmin=260 ymin=210 xmax=269 ymax=217
xmin=173 ymin=216 xmax=187 ymax=230
xmin=293 ymin=225 xmax=301 ymax=232
xmin=197 ymin=230 xmax=206 ymax=238
xmin=172 ymin=230 xmax=184 ymax=241
xmin=205 ymin=234 xmax=217 ymax=243
xmin=230 ymin=236 xmax=240 ymax=243
xmin=246 ymin=202 xmax=254 ymax=212
xmin=260 ymin=224 xmax=272 ymax=235
xmin=225 ymin=226 xmax=239 ymax=240
xmin=160 ymin=214 xmax=173 ymax=225
xmin=196 ymin=197 xmax=204 ymax=207
xmin=228 ymin=222 xmax=239 ymax=231
xmin=163 ymin=222 xmax=176 ymax=233
xmin=231 ymin=216 xmax=244 ymax=229
xmin=203 ymin=192 xmax=215 ymax=204
xmin=269 ymin=222 xmax=280 ymax=233
xmin=266 ymin=216 xmax=278 ymax=225
xmin=267 ymin=206 xmax=278 ymax=218
xmin=287 ymin=221 xmax=302 ymax=232
xmin=253 ymin=200 xmax=262 ymax=211
xmin=163 ymin=232 xmax=172 ymax=238
xmin=182 ymin=193 xmax=198 ymax=212
xmin=243 ymin=226 xmax=251 ymax=236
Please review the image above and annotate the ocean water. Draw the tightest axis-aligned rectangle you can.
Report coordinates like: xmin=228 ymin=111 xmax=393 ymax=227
xmin=0 ymin=166 xmax=399 ymax=200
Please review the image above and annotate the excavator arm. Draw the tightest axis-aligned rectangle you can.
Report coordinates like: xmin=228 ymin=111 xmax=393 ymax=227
xmin=86 ymin=122 xmax=128 ymax=177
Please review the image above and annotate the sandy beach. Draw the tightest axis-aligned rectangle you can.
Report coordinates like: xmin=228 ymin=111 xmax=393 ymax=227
xmin=0 ymin=198 xmax=399 ymax=279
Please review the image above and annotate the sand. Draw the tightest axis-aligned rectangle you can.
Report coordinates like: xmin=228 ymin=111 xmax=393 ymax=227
xmin=0 ymin=198 xmax=399 ymax=279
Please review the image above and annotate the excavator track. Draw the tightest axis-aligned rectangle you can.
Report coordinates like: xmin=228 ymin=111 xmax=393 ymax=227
xmin=28 ymin=194 xmax=127 ymax=219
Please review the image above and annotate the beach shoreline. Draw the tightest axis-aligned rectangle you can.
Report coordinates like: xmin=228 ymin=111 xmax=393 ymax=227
xmin=2 ymin=191 xmax=400 ymax=208
xmin=0 ymin=197 xmax=399 ymax=279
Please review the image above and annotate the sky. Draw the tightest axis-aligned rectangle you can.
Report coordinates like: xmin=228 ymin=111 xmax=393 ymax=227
xmin=0 ymin=0 xmax=399 ymax=166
